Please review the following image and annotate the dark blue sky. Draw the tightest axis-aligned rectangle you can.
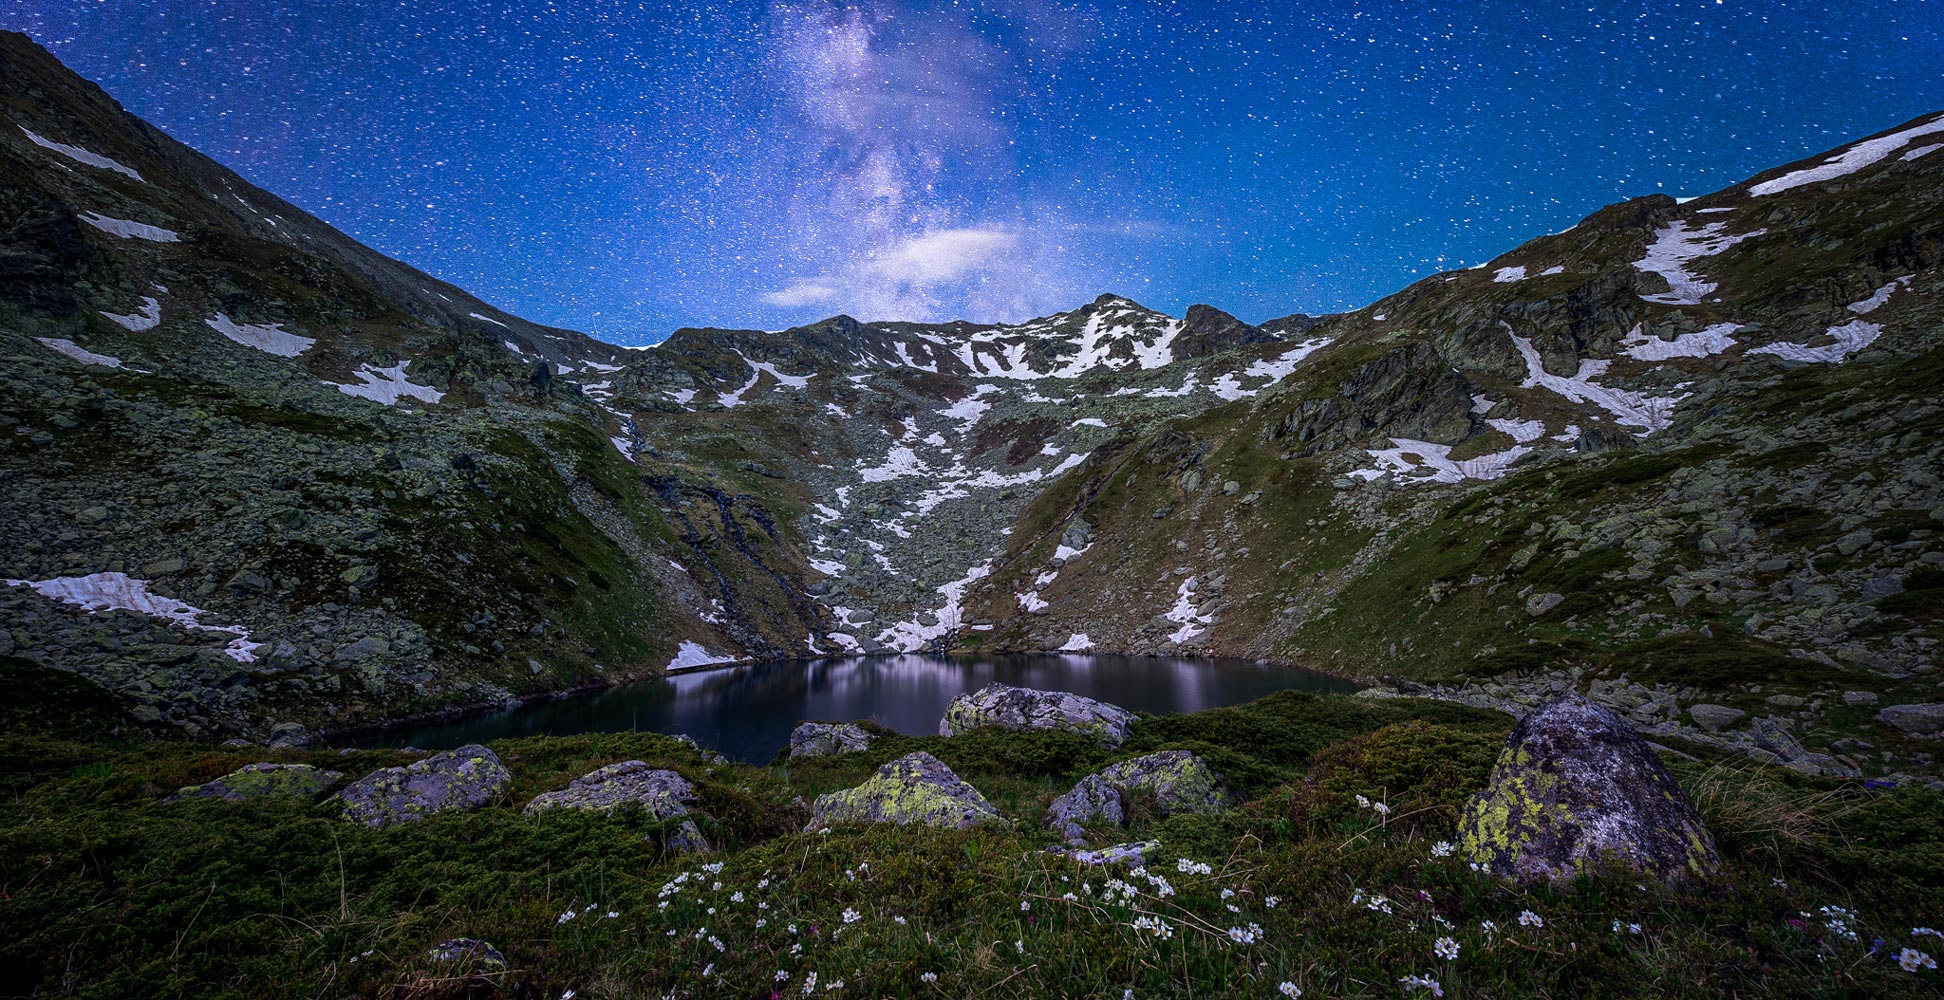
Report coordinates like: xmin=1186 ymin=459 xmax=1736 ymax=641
xmin=13 ymin=2 xmax=1942 ymax=344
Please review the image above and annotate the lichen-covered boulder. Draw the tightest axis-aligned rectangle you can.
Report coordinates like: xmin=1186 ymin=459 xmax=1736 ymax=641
xmin=807 ymin=751 xmax=1006 ymax=831
xmin=1098 ymin=751 xmax=1234 ymax=816
xmin=939 ymin=683 xmax=1136 ymax=746
xmin=1877 ymin=703 xmax=1944 ymax=736
xmin=1067 ymin=839 xmax=1160 ymax=866
xmin=1459 ymin=695 xmax=1719 ymax=885
xmin=173 ymin=762 xmax=342 ymax=803
xmin=526 ymin=760 xmax=709 ymax=851
xmin=1046 ymin=773 xmax=1126 ymax=844
xmin=335 ymin=744 xmax=511 ymax=828
xmin=788 ymin=722 xmax=874 ymax=759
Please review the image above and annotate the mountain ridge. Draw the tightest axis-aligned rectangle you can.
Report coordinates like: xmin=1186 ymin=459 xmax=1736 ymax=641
xmin=1 ymin=29 xmax=1940 ymax=791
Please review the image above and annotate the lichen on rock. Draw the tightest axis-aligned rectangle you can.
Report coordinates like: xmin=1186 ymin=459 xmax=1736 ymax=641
xmin=172 ymin=762 xmax=342 ymax=803
xmin=1045 ymin=772 xmax=1125 ymax=844
xmin=787 ymin=721 xmax=874 ymax=759
xmin=807 ymin=751 xmax=1007 ymax=831
xmin=526 ymin=759 xmax=709 ymax=851
xmin=1097 ymin=750 xmax=1235 ymax=816
xmin=1459 ymin=694 xmax=1720 ymax=885
xmin=334 ymin=744 xmax=512 ymax=828
xmin=938 ymin=683 xmax=1136 ymax=746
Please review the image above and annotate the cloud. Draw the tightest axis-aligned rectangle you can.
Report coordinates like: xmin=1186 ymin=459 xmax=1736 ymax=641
xmin=867 ymin=227 xmax=1018 ymax=284
xmin=753 ymin=2 xmax=1092 ymax=323
xmin=761 ymin=278 xmax=839 ymax=307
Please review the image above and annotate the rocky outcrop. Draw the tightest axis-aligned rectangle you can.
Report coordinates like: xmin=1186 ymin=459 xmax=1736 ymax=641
xmin=335 ymin=745 xmax=512 ymax=828
xmin=1045 ymin=773 xmax=1125 ymax=844
xmin=807 ymin=751 xmax=1006 ymax=831
xmin=525 ymin=760 xmax=708 ymax=851
xmin=1878 ymin=704 xmax=1944 ymax=736
xmin=172 ymin=762 xmax=342 ymax=802
xmin=1459 ymin=695 xmax=1720 ymax=885
xmin=939 ymin=684 xmax=1136 ymax=746
xmin=1097 ymin=750 xmax=1234 ymax=815
xmin=787 ymin=722 xmax=874 ymax=759
xmin=1044 ymin=751 xmax=1231 ymax=843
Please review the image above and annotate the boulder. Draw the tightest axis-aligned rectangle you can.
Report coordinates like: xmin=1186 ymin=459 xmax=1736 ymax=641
xmin=939 ymin=683 xmax=1136 ymax=746
xmin=807 ymin=751 xmax=1006 ymax=831
xmin=266 ymin=721 xmax=311 ymax=749
xmin=1459 ymin=695 xmax=1720 ymax=885
xmin=788 ymin=722 xmax=874 ymax=759
xmin=526 ymin=760 xmax=708 ymax=851
xmin=1046 ymin=773 xmax=1125 ymax=844
xmin=1097 ymin=750 xmax=1234 ymax=816
xmin=1687 ymin=703 xmax=1746 ymax=732
xmin=173 ymin=762 xmax=342 ymax=802
xmin=335 ymin=744 xmax=511 ymax=828
xmin=1067 ymin=839 xmax=1161 ymax=867
xmin=426 ymin=937 xmax=506 ymax=969
xmin=1877 ymin=703 xmax=1944 ymax=736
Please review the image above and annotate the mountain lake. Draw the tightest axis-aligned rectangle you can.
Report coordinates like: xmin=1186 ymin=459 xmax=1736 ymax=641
xmin=353 ymin=653 xmax=1361 ymax=762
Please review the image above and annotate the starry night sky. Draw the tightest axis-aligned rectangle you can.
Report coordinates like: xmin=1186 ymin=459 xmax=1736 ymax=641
xmin=12 ymin=2 xmax=1942 ymax=344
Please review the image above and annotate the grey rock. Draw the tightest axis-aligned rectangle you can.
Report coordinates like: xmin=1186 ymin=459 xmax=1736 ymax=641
xmin=1525 ymin=592 xmax=1565 ymax=616
xmin=335 ymin=744 xmax=511 ymax=827
xmin=1460 ymin=695 xmax=1720 ymax=885
xmin=1687 ymin=703 xmax=1746 ymax=732
xmin=1096 ymin=750 xmax=1234 ymax=816
xmin=266 ymin=721 xmax=310 ymax=749
xmin=1067 ymin=839 xmax=1161 ymax=866
xmin=787 ymin=721 xmax=874 ymax=759
xmin=426 ymin=937 xmax=506 ymax=971
xmin=172 ymin=762 xmax=342 ymax=802
xmin=1841 ymin=690 xmax=1880 ymax=707
xmin=527 ymin=760 xmax=708 ymax=851
xmin=939 ymin=683 xmax=1136 ymax=746
xmin=1045 ymin=773 xmax=1125 ymax=844
xmin=806 ymin=751 xmax=1006 ymax=831
xmin=1877 ymin=703 xmax=1944 ymax=736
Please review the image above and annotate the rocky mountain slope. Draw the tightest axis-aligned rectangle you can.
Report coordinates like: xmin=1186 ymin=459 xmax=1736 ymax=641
xmin=2 ymin=31 xmax=1940 ymax=785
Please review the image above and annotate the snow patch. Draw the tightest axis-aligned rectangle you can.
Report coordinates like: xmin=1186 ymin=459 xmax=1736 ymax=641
xmin=1632 ymin=221 xmax=1764 ymax=305
xmin=1492 ymin=265 xmax=1527 ymax=283
xmin=859 ymin=445 xmax=926 ymax=482
xmin=1747 ymin=319 xmax=1882 ymax=364
xmin=78 ymin=211 xmax=178 ymax=242
xmin=1164 ymin=577 xmax=1214 ymax=645
xmin=664 ymin=641 xmax=741 ymax=672
xmin=327 ymin=361 xmax=445 ymax=406
xmin=1354 ymin=438 xmax=1533 ymax=485
xmin=1847 ymin=276 xmax=1912 ymax=315
xmin=7 ymin=572 xmax=259 ymax=661
xmin=35 ymin=337 xmax=122 ymax=367
xmin=1506 ymin=325 xmax=1686 ymax=434
xmin=1059 ymin=633 xmax=1094 ymax=652
xmin=1016 ymin=590 xmax=1048 ymax=612
xmin=1751 ymin=115 xmax=1944 ymax=196
xmin=469 ymin=312 xmax=509 ymax=328
xmin=1903 ymin=143 xmax=1942 ymax=162
xmin=206 ymin=313 xmax=314 ymax=357
xmin=101 ymin=295 xmax=162 ymax=332
xmin=1620 ymin=322 xmax=1741 ymax=361
xmin=20 ymin=126 xmax=144 ymax=180
xmin=1485 ymin=418 xmax=1546 ymax=444
xmin=872 ymin=561 xmax=992 ymax=652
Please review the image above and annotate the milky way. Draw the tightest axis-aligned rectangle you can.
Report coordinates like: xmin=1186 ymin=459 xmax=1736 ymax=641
xmin=12 ymin=1 xmax=1941 ymax=343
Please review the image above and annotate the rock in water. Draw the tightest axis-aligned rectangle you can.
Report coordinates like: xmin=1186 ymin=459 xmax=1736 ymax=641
xmin=173 ymin=762 xmax=342 ymax=802
xmin=526 ymin=760 xmax=709 ymax=851
xmin=807 ymin=751 xmax=1006 ymax=831
xmin=938 ymin=683 xmax=1136 ymax=746
xmin=335 ymin=744 xmax=512 ymax=828
xmin=1046 ymin=773 xmax=1126 ymax=844
xmin=1460 ymin=695 xmax=1719 ymax=885
xmin=1097 ymin=750 xmax=1234 ymax=816
xmin=788 ymin=722 xmax=874 ymax=759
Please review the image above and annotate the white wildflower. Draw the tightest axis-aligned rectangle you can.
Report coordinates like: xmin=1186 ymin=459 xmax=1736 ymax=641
xmin=920 ymin=971 xmax=938 ymax=983
xmin=842 ymin=907 xmax=861 ymax=924
xmin=1434 ymin=936 xmax=1459 ymax=960
xmin=1278 ymin=983 xmax=1301 ymax=998
xmin=1518 ymin=910 xmax=1543 ymax=928
xmin=1399 ymin=973 xmax=1444 ymax=997
xmin=1430 ymin=841 xmax=1454 ymax=858
xmin=1898 ymin=948 xmax=1937 ymax=973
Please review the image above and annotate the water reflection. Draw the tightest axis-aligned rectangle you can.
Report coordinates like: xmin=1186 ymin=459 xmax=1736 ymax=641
xmin=355 ymin=653 xmax=1358 ymax=763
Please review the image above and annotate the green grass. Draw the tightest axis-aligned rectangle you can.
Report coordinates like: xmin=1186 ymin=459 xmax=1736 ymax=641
xmin=2 ymin=691 xmax=1940 ymax=998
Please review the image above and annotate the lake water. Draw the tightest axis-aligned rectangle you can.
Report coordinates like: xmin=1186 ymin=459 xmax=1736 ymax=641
xmin=355 ymin=653 xmax=1360 ymax=763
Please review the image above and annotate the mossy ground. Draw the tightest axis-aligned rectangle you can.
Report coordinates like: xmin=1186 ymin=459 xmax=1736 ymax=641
xmin=2 ymin=692 xmax=1940 ymax=998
